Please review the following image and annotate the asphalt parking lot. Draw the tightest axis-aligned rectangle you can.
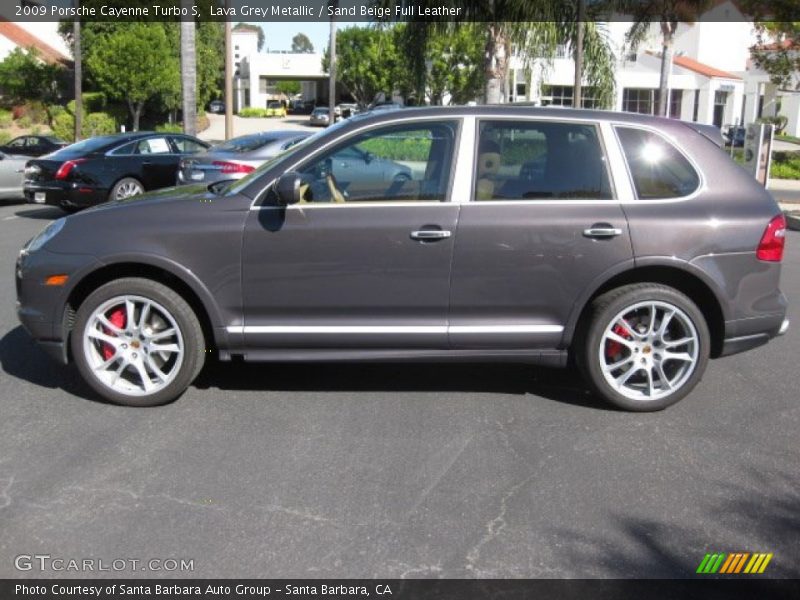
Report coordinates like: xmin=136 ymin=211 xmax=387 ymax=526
xmin=0 ymin=200 xmax=798 ymax=579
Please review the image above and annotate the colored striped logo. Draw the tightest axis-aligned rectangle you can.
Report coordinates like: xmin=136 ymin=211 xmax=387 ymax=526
xmin=696 ymin=552 xmax=773 ymax=574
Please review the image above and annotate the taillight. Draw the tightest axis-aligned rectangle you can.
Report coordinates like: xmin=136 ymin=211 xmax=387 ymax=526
xmin=756 ymin=214 xmax=787 ymax=262
xmin=54 ymin=158 xmax=86 ymax=180
xmin=212 ymin=161 xmax=254 ymax=174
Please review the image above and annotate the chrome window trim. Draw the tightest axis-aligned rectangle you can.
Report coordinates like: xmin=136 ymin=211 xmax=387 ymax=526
xmin=249 ymin=115 xmax=465 ymax=210
xmin=610 ymin=122 xmax=707 ymax=203
xmin=104 ymin=135 xmax=207 ymax=157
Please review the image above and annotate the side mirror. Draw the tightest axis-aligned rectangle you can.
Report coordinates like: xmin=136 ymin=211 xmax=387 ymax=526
xmin=273 ymin=172 xmax=301 ymax=206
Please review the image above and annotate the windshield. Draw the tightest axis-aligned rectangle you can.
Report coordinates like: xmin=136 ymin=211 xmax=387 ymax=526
xmin=223 ymin=119 xmax=350 ymax=196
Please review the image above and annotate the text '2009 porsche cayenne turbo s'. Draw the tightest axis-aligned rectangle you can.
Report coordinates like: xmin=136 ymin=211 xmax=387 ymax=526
xmin=16 ymin=107 xmax=789 ymax=411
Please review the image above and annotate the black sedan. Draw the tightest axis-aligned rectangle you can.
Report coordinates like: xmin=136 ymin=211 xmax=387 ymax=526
xmin=0 ymin=135 xmax=68 ymax=157
xmin=23 ymin=132 xmax=209 ymax=212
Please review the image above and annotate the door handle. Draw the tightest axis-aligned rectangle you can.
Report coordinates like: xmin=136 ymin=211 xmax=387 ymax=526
xmin=583 ymin=225 xmax=622 ymax=239
xmin=410 ymin=230 xmax=452 ymax=241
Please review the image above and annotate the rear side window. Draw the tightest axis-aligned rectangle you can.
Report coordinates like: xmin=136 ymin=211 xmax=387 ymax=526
xmin=616 ymin=127 xmax=700 ymax=199
xmin=474 ymin=121 xmax=612 ymax=200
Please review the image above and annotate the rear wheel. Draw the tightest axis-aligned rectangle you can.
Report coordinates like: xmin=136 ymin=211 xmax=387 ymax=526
xmin=109 ymin=177 xmax=143 ymax=201
xmin=577 ymin=284 xmax=710 ymax=411
xmin=71 ymin=278 xmax=205 ymax=406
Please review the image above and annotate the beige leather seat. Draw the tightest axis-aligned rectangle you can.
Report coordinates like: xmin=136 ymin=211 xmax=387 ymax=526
xmin=475 ymin=141 xmax=502 ymax=200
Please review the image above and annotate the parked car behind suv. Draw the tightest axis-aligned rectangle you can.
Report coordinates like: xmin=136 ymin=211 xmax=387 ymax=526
xmin=0 ymin=135 xmax=68 ymax=157
xmin=16 ymin=107 xmax=788 ymax=410
xmin=177 ymin=130 xmax=310 ymax=186
xmin=23 ymin=132 xmax=209 ymax=212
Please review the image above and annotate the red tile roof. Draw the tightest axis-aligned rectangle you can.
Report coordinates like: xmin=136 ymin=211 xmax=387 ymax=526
xmin=0 ymin=20 xmax=70 ymax=65
xmin=646 ymin=51 xmax=741 ymax=80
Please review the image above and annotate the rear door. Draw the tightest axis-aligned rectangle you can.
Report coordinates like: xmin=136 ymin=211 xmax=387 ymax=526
xmin=132 ymin=136 xmax=177 ymax=189
xmin=448 ymin=117 xmax=633 ymax=349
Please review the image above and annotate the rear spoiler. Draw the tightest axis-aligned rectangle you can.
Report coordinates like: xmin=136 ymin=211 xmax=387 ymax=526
xmin=685 ymin=122 xmax=724 ymax=148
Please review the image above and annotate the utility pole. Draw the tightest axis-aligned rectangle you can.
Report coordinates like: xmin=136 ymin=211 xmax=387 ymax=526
xmin=573 ymin=0 xmax=585 ymax=109
xmin=73 ymin=1 xmax=82 ymax=141
xmin=224 ymin=0 xmax=233 ymax=140
xmin=180 ymin=0 xmax=197 ymax=136
xmin=328 ymin=1 xmax=337 ymax=125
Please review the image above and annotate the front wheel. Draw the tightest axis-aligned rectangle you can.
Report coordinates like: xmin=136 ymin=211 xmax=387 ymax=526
xmin=577 ymin=284 xmax=710 ymax=412
xmin=71 ymin=278 xmax=205 ymax=406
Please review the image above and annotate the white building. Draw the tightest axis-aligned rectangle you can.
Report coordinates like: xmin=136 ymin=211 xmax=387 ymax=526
xmin=0 ymin=21 xmax=70 ymax=64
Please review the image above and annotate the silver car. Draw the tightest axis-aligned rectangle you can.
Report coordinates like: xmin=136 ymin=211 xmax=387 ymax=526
xmin=176 ymin=131 xmax=310 ymax=186
xmin=0 ymin=151 xmax=30 ymax=200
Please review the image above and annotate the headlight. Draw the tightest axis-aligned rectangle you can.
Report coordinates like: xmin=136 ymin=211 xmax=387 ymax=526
xmin=26 ymin=217 xmax=66 ymax=253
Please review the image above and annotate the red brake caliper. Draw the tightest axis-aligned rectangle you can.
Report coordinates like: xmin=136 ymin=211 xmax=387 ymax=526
xmin=606 ymin=323 xmax=631 ymax=360
xmin=102 ymin=308 xmax=127 ymax=360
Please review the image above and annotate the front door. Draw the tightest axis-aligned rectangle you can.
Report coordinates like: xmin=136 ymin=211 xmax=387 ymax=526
xmin=240 ymin=120 xmax=461 ymax=351
xmin=449 ymin=118 xmax=633 ymax=349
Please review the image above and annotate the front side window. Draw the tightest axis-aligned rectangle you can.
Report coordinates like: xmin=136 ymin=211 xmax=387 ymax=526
xmin=616 ymin=127 xmax=700 ymax=199
xmin=293 ymin=122 xmax=458 ymax=204
xmin=474 ymin=120 xmax=612 ymax=201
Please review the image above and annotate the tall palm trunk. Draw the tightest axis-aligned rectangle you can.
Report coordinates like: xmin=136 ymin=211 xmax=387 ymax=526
xmin=484 ymin=23 xmax=509 ymax=104
xmin=73 ymin=2 xmax=82 ymax=141
xmin=180 ymin=0 xmax=197 ymax=136
xmin=573 ymin=0 xmax=586 ymax=108
xmin=658 ymin=21 xmax=676 ymax=117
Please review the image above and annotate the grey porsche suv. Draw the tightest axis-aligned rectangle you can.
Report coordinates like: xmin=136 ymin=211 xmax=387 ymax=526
xmin=15 ymin=107 xmax=789 ymax=411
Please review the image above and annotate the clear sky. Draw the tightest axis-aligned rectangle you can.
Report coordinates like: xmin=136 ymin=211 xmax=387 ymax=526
xmin=253 ymin=22 xmax=363 ymax=54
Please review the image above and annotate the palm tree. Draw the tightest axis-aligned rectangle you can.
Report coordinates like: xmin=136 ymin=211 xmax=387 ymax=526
xmin=621 ymin=0 xmax=710 ymax=116
xmin=73 ymin=1 xmax=82 ymax=141
xmin=180 ymin=0 xmax=197 ymax=136
xmin=381 ymin=1 xmax=616 ymax=107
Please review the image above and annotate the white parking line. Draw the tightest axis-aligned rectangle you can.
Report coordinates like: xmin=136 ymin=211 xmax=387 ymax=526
xmin=2 ymin=216 xmax=18 ymax=221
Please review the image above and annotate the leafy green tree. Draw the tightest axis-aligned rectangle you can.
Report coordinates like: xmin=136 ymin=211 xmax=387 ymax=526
xmin=742 ymin=1 xmax=800 ymax=89
xmin=233 ymin=22 xmax=264 ymax=51
xmin=322 ymin=27 xmax=401 ymax=106
xmin=85 ymin=23 xmax=179 ymax=130
xmin=378 ymin=2 xmax=616 ymax=107
xmin=276 ymin=80 xmax=302 ymax=95
xmin=291 ymin=33 xmax=314 ymax=53
xmin=0 ymin=48 xmax=65 ymax=106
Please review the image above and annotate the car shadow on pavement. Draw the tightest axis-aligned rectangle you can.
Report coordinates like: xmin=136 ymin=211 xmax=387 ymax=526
xmin=193 ymin=359 xmax=610 ymax=410
xmin=15 ymin=207 xmax=65 ymax=220
xmin=0 ymin=326 xmax=101 ymax=403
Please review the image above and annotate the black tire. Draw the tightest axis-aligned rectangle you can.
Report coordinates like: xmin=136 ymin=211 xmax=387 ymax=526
xmin=108 ymin=177 xmax=144 ymax=201
xmin=576 ymin=283 xmax=710 ymax=412
xmin=71 ymin=278 xmax=205 ymax=407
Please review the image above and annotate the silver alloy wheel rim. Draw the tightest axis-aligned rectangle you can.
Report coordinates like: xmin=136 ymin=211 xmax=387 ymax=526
xmin=115 ymin=181 xmax=142 ymax=199
xmin=82 ymin=295 xmax=184 ymax=397
xmin=598 ymin=300 xmax=699 ymax=402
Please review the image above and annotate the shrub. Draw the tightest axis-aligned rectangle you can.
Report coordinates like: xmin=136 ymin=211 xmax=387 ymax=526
xmin=0 ymin=109 xmax=11 ymax=128
xmin=155 ymin=122 xmax=183 ymax=133
xmin=51 ymin=111 xmax=75 ymax=141
xmin=51 ymin=110 xmax=117 ymax=141
xmin=25 ymin=101 xmax=48 ymax=125
xmin=0 ymin=131 xmax=11 ymax=145
xmin=12 ymin=105 xmax=27 ymax=120
xmin=238 ymin=107 xmax=269 ymax=118
xmin=66 ymin=92 xmax=107 ymax=116
xmin=83 ymin=112 xmax=116 ymax=137
xmin=17 ymin=115 xmax=32 ymax=128
xmin=196 ymin=113 xmax=210 ymax=132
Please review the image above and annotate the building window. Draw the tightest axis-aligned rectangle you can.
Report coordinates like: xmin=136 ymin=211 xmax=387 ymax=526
xmin=625 ymin=50 xmax=637 ymax=62
xmin=555 ymin=44 xmax=569 ymax=59
xmin=693 ymin=90 xmax=700 ymax=122
xmin=235 ymin=45 xmax=239 ymax=50
xmin=622 ymin=88 xmax=654 ymax=114
xmin=541 ymin=85 xmax=600 ymax=109
xmin=713 ymin=90 xmax=728 ymax=127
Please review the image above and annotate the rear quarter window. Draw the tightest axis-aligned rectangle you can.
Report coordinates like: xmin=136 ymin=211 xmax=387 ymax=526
xmin=616 ymin=127 xmax=700 ymax=199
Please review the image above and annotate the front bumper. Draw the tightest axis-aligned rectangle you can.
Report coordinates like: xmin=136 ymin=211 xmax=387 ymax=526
xmin=16 ymin=247 xmax=102 ymax=365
